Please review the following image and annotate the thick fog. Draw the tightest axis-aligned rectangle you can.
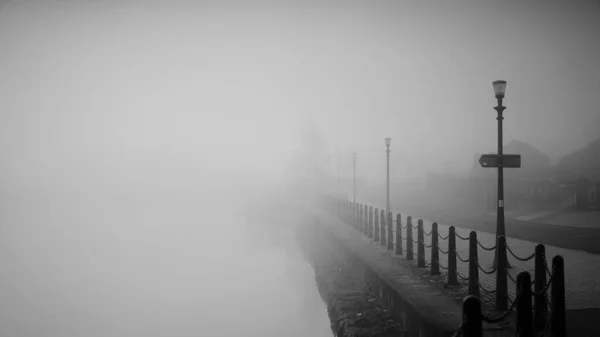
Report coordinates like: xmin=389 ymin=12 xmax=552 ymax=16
xmin=0 ymin=0 xmax=599 ymax=336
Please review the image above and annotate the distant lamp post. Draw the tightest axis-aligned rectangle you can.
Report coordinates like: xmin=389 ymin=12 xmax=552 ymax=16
xmin=353 ymin=153 xmax=357 ymax=220
xmin=385 ymin=138 xmax=391 ymax=215
xmin=492 ymin=80 xmax=510 ymax=311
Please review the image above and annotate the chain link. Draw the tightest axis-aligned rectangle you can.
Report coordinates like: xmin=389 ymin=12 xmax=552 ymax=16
xmin=455 ymin=232 xmax=470 ymax=240
xmin=456 ymin=251 xmax=470 ymax=263
xmin=506 ymin=243 xmax=536 ymax=262
xmin=482 ymin=293 xmax=519 ymax=323
xmin=438 ymin=232 xmax=450 ymax=240
xmin=423 ymin=228 xmax=433 ymax=236
xmin=476 ymin=240 xmax=497 ymax=251
xmin=532 ymin=274 xmax=553 ymax=297
xmin=506 ymin=269 xmax=518 ymax=284
xmin=532 ymin=260 xmax=555 ymax=297
xmin=476 ymin=259 xmax=497 ymax=275
xmin=438 ymin=246 xmax=449 ymax=254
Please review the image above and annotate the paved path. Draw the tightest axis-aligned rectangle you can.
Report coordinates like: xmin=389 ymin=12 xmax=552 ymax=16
xmin=312 ymin=206 xmax=516 ymax=336
xmin=353 ymin=208 xmax=600 ymax=311
xmin=358 ymin=194 xmax=600 ymax=253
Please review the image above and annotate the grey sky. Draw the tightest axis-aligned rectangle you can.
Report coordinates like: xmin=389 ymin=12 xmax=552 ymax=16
xmin=1 ymin=0 xmax=598 ymax=184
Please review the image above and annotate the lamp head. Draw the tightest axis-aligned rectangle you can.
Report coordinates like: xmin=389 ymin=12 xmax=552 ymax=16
xmin=492 ymin=80 xmax=507 ymax=98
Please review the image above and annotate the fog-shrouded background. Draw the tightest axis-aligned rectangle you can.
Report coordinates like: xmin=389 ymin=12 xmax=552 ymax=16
xmin=0 ymin=0 xmax=599 ymax=336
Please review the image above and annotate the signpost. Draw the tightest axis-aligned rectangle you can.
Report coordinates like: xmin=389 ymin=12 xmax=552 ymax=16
xmin=479 ymin=154 xmax=521 ymax=168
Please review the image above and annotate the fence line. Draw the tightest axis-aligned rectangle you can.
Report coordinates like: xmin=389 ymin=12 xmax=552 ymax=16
xmin=318 ymin=194 xmax=566 ymax=337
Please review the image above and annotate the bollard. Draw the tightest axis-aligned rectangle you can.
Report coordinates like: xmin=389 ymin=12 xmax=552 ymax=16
xmin=374 ymin=208 xmax=380 ymax=241
xmin=516 ymin=271 xmax=534 ymax=337
xmin=364 ymin=206 xmax=369 ymax=236
xmin=461 ymin=296 xmax=483 ymax=337
xmin=387 ymin=212 xmax=394 ymax=251
xmin=495 ymin=235 xmax=508 ymax=311
xmin=448 ymin=226 xmax=458 ymax=285
xmin=347 ymin=201 xmax=351 ymax=226
xmin=395 ymin=214 xmax=403 ymax=255
xmin=417 ymin=220 xmax=425 ymax=267
xmin=551 ymin=255 xmax=566 ymax=337
xmin=406 ymin=216 xmax=414 ymax=260
xmin=353 ymin=202 xmax=357 ymax=228
xmin=431 ymin=222 xmax=440 ymax=275
xmin=468 ymin=231 xmax=481 ymax=297
xmin=354 ymin=204 xmax=359 ymax=230
xmin=346 ymin=201 xmax=351 ymax=225
xmin=359 ymin=204 xmax=364 ymax=233
xmin=364 ymin=205 xmax=368 ymax=235
xmin=380 ymin=209 xmax=386 ymax=246
xmin=368 ymin=206 xmax=374 ymax=238
xmin=366 ymin=206 xmax=370 ymax=237
xmin=534 ymin=244 xmax=547 ymax=334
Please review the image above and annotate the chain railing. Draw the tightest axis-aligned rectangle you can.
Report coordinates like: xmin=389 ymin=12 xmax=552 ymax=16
xmin=316 ymin=194 xmax=567 ymax=337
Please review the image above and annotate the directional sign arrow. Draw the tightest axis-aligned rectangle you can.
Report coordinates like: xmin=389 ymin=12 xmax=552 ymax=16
xmin=478 ymin=154 xmax=521 ymax=168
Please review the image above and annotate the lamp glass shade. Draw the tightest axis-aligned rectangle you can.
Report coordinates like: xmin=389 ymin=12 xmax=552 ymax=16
xmin=385 ymin=138 xmax=391 ymax=146
xmin=492 ymin=80 xmax=507 ymax=98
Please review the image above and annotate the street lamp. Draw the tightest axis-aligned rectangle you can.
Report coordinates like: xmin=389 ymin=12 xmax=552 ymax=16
xmin=385 ymin=138 xmax=391 ymax=216
xmin=493 ymin=80 xmax=510 ymax=311
xmin=493 ymin=80 xmax=507 ymax=242
xmin=353 ymin=153 xmax=357 ymax=225
xmin=353 ymin=153 xmax=357 ymax=205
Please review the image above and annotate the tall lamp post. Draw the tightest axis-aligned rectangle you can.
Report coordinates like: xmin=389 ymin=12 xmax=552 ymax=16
xmin=492 ymin=81 xmax=510 ymax=312
xmin=493 ymin=80 xmax=507 ymax=246
xmin=385 ymin=138 xmax=391 ymax=215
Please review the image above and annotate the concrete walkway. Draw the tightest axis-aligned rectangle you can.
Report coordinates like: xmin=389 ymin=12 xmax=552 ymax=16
xmin=312 ymin=207 xmax=516 ymax=336
xmin=371 ymin=213 xmax=600 ymax=311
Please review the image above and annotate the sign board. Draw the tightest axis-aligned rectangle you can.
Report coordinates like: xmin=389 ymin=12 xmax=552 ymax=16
xmin=478 ymin=154 xmax=521 ymax=168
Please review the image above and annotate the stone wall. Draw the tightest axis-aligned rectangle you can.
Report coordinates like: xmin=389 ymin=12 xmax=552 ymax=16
xmin=296 ymin=217 xmax=405 ymax=337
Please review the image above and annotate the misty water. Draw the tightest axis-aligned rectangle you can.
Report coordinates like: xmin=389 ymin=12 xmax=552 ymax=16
xmin=0 ymin=188 xmax=332 ymax=337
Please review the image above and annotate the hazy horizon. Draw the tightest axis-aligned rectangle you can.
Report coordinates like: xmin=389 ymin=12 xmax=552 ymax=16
xmin=2 ymin=0 xmax=599 ymax=187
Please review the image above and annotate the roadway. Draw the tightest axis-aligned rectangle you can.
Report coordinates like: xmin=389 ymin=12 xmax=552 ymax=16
xmin=401 ymin=208 xmax=600 ymax=255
